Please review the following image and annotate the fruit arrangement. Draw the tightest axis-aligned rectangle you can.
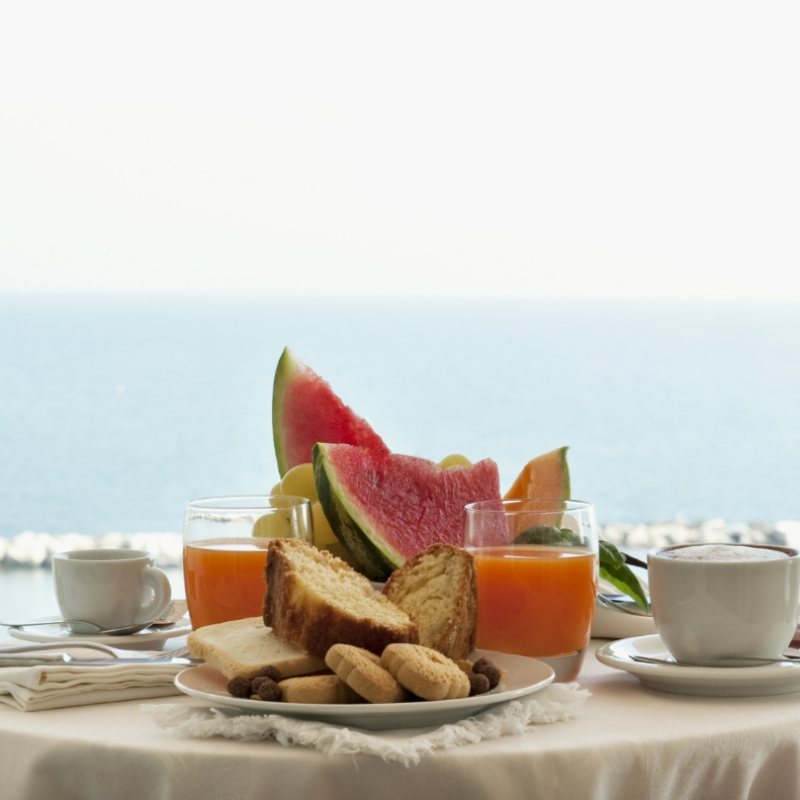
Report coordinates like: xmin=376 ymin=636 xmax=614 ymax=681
xmin=268 ymin=347 xmax=646 ymax=607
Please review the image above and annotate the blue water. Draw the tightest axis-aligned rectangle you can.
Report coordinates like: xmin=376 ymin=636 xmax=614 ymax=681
xmin=1 ymin=293 xmax=799 ymax=533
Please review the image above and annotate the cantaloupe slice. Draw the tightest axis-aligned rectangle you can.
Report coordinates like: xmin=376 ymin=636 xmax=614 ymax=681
xmin=503 ymin=446 xmax=571 ymax=500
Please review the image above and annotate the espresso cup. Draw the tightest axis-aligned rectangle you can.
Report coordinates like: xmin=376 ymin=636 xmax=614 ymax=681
xmin=53 ymin=549 xmax=172 ymax=634
xmin=648 ymin=543 xmax=800 ymax=664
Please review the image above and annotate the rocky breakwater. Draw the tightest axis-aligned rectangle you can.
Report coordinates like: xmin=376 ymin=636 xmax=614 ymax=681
xmin=3 ymin=519 xmax=800 ymax=568
xmin=0 ymin=531 xmax=184 ymax=568
xmin=601 ymin=518 xmax=800 ymax=553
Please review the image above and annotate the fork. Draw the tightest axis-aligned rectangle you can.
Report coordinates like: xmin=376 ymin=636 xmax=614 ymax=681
xmin=631 ymin=652 xmax=800 ymax=668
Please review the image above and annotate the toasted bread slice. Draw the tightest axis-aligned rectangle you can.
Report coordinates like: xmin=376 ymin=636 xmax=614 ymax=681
xmin=263 ymin=539 xmax=418 ymax=658
xmin=382 ymin=544 xmax=477 ymax=660
xmin=187 ymin=616 xmax=325 ymax=679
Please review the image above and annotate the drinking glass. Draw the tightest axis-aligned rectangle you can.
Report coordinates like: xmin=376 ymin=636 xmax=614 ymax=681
xmin=464 ymin=498 xmax=598 ymax=681
xmin=183 ymin=495 xmax=313 ymax=629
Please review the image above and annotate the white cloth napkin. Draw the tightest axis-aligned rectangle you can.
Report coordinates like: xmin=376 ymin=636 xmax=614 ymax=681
xmin=146 ymin=682 xmax=589 ymax=766
xmin=0 ymin=649 xmax=183 ymax=712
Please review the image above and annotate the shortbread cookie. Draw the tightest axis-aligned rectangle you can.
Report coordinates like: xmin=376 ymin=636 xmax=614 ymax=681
xmin=278 ymin=674 xmax=361 ymax=704
xmin=381 ymin=643 xmax=470 ymax=701
xmin=325 ymin=643 xmax=409 ymax=704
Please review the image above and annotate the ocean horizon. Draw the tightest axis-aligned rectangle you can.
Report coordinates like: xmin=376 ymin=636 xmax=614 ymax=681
xmin=2 ymin=293 xmax=799 ymax=541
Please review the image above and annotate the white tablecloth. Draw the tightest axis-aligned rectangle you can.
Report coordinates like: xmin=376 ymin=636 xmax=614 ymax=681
xmin=2 ymin=640 xmax=800 ymax=800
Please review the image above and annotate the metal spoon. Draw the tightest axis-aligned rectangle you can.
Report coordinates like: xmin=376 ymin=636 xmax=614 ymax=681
xmin=631 ymin=653 xmax=800 ymax=668
xmin=0 ymin=600 xmax=188 ymax=636
xmin=0 ymin=619 xmax=157 ymax=636
xmin=597 ymin=592 xmax=652 ymax=617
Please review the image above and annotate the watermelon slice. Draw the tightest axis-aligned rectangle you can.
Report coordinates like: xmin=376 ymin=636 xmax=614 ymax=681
xmin=314 ymin=443 xmax=501 ymax=581
xmin=503 ymin=446 xmax=571 ymax=500
xmin=272 ymin=347 xmax=389 ymax=477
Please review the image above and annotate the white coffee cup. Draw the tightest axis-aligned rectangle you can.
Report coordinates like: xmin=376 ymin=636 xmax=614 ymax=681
xmin=53 ymin=549 xmax=172 ymax=634
xmin=648 ymin=543 xmax=800 ymax=664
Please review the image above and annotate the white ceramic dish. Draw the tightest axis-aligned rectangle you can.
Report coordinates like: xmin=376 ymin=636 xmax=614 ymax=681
xmin=8 ymin=617 xmax=192 ymax=651
xmin=592 ymin=599 xmax=655 ymax=640
xmin=175 ymin=649 xmax=555 ymax=731
xmin=592 ymin=577 xmax=654 ymax=640
xmin=596 ymin=634 xmax=800 ymax=697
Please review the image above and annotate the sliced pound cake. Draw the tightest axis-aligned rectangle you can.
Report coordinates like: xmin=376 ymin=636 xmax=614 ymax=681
xmin=382 ymin=544 xmax=477 ymax=660
xmin=263 ymin=539 xmax=418 ymax=658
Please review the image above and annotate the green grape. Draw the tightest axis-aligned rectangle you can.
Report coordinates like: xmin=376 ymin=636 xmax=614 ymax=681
xmin=252 ymin=513 xmax=292 ymax=539
xmin=279 ymin=462 xmax=317 ymax=501
xmin=311 ymin=501 xmax=337 ymax=547
xmin=438 ymin=453 xmax=472 ymax=469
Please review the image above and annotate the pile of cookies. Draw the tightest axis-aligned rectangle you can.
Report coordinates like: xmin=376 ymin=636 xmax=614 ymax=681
xmin=225 ymin=643 xmax=501 ymax=705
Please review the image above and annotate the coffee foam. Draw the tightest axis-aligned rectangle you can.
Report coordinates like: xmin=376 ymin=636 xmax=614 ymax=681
xmin=661 ymin=543 xmax=788 ymax=562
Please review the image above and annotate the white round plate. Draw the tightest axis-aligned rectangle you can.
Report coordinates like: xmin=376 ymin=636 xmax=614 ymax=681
xmin=175 ymin=649 xmax=555 ymax=731
xmin=592 ymin=578 xmax=655 ymax=640
xmin=8 ymin=617 xmax=192 ymax=650
xmin=596 ymin=634 xmax=800 ymax=697
xmin=592 ymin=599 xmax=655 ymax=640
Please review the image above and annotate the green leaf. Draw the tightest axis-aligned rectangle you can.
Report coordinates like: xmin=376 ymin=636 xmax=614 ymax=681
xmin=512 ymin=529 xmax=650 ymax=612
xmin=512 ymin=525 xmax=577 ymax=546
xmin=599 ymin=540 xmax=649 ymax=610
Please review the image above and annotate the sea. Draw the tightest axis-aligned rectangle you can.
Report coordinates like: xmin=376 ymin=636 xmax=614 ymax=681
xmin=1 ymin=293 xmax=799 ymax=619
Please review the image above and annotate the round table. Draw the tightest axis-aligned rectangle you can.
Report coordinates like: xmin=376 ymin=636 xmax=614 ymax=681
xmin=2 ymin=639 xmax=800 ymax=800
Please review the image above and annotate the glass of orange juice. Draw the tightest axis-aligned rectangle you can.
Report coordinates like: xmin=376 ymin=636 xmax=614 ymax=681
xmin=183 ymin=495 xmax=313 ymax=629
xmin=464 ymin=498 xmax=598 ymax=681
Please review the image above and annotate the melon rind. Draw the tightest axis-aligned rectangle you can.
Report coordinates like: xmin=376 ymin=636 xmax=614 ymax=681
xmin=272 ymin=347 xmax=299 ymax=477
xmin=313 ymin=444 xmax=404 ymax=580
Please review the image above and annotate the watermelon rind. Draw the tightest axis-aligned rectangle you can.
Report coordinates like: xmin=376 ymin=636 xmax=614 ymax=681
xmin=272 ymin=347 xmax=298 ymax=477
xmin=313 ymin=444 xmax=404 ymax=580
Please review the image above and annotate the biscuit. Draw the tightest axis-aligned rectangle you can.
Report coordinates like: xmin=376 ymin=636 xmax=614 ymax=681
xmin=325 ymin=644 xmax=410 ymax=704
xmin=381 ymin=643 xmax=471 ymax=701
xmin=278 ymin=674 xmax=361 ymax=704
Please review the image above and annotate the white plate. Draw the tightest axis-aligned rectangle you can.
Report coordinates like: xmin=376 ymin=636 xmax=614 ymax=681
xmin=175 ymin=649 xmax=555 ymax=731
xmin=596 ymin=634 xmax=800 ymax=697
xmin=592 ymin=599 xmax=655 ymax=640
xmin=592 ymin=577 xmax=654 ymax=640
xmin=8 ymin=617 xmax=192 ymax=650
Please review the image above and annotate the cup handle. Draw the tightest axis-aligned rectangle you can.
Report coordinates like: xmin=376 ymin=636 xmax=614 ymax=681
xmin=136 ymin=567 xmax=172 ymax=624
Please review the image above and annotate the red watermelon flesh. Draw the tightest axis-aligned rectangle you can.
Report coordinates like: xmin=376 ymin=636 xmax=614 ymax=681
xmin=314 ymin=443 xmax=502 ymax=580
xmin=273 ymin=347 xmax=389 ymax=476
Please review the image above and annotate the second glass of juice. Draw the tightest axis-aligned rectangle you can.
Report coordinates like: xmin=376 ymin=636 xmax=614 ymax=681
xmin=183 ymin=495 xmax=313 ymax=629
xmin=464 ymin=498 xmax=598 ymax=681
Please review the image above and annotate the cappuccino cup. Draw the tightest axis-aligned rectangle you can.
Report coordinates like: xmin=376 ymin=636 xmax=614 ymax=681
xmin=648 ymin=543 xmax=800 ymax=664
xmin=53 ymin=549 xmax=172 ymax=634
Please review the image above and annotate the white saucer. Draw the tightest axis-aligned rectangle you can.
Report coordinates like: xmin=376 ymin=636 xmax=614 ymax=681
xmin=8 ymin=617 xmax=192 ymax=651
xmin=596 ymin=634 xmax=800 ymax=697
xmin=175 ymin=649 xmax=555 ymax=731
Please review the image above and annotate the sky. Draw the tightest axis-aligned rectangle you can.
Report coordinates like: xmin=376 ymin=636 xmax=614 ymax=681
xmin=1 ymin=1 xmax=798 ymax=300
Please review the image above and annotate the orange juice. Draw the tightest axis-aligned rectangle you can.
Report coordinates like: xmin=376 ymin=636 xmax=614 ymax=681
xmin=183 ymin=538 xmax=270 ymax=629
xmin=471 ymin=545 xmax=596 ymax=658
